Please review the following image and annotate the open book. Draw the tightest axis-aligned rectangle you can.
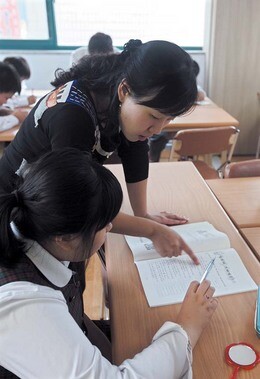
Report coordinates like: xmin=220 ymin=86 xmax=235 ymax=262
xmin=125 ymin=222 xmax=257 ymax=307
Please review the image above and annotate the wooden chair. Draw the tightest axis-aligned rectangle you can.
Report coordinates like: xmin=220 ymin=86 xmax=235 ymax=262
xmin=84 ymin=252 xmax=109 ymax=320
xmin=224 ymin=159 xmax=260 ymax=178
xmin=168 ymin=126 xmax=240 ymax=179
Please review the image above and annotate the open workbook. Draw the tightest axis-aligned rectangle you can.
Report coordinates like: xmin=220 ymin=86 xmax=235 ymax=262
xmin=125 ymin=222 xmax=257 ymax=307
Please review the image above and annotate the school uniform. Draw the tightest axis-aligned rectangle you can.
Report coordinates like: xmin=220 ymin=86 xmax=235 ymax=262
xmin=0 ymin=238 xmax=192 ymax=378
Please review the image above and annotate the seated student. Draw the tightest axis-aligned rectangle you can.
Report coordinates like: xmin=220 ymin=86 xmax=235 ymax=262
xmin=149 ymin=60 xmax=207 ymax=162
xmin=70 ymin=32 xmax=120 ymax=65
xmin=3 ymin=56 xmax=37 ymax=108
xmin=0 ymin=62 xmax=28 ymax=132
xmin=0 ymin=148 xmax=217 ymax=378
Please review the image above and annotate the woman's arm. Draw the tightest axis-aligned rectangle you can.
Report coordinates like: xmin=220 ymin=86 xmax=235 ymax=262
xmin=111 ymin=212 xmax=198 ymax=264
xmin=127 ymin=179 xmax=189 ymax=225
xmin=126 ymin=179 xmax=148 ymax=217
xmin=119 ymin=135 xmax=188 ymax=225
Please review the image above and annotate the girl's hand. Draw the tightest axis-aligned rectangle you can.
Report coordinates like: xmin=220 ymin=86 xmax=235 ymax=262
xmin=176 ymin=280 xmax=218 ymax=348
xmin=149 ymin=223 xmax=199 ymax=264
xmin=27 ymin=95 xmax=37 ymax=105
xmin=13 ymin=109 xmax=28 ymax=123
xmin=145 ymin=211 xmax=188 ymax=226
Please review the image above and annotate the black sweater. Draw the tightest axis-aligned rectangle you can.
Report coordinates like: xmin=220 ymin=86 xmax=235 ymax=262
xmin=0 ymin=87 xmax=149 ymax=191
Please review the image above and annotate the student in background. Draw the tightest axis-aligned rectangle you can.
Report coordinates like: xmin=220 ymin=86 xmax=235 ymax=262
xmin=0 ymin=62 xmax=28 ymax=132
xmin=192 ymin=60 xmax=206 ymax=101
xmin=70 ymin=32 xmax=120 ymax=65
xmin=149 ymin=59 xmax=206 ymax=162
xmin=3 ymin=56 xmax=37 ymax=108
xmin=0 ymin=39 xmax=200 ymax=265
xmin=0 ymin=148 xmax=218 ymax=378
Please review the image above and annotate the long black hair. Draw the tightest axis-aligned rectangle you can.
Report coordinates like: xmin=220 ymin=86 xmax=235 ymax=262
xmin=51 ymin=39 xmax=197 ymax=125
xmin=0 ymin=148 xmax=123 ymax=267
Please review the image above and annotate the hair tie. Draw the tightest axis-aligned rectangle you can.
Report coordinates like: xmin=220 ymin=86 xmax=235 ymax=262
xmin=12 ymin=190 xmax=21 ymax=206
xmin=121 ymin=39 xmax=142 ymax=59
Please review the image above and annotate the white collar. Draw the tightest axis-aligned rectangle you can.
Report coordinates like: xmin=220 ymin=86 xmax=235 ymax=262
xmin=10 ymin=222 xmax=73 ymax=287
xmin=25 ymin=240 xmax=73 ymax=288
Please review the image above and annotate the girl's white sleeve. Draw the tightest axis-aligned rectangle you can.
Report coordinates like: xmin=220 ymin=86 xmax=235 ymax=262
xmin=6 ymin=95 xmax=29 ymax=108
xmin=0 ymin=282 xmax=192 ymax=379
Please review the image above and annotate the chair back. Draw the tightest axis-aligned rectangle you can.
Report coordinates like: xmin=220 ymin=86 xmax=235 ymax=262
xmin=169 ymin=126 xmax=239 ymax=159
xmin=168 ymin=126 xmax=240 ymax=179
xmin=169 ymin=126 xmax=239 ymax=164
xmin=224 ymin=159 xmax=260 ymax=178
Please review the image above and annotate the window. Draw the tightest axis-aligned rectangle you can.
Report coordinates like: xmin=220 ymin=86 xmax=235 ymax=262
xmin=0 ymin=0 xmax=49 ymax=40
xmin=0 ymin=0 xmax=207 ymax=50
xmin=0 ymin=0 xmax=56 ymax=49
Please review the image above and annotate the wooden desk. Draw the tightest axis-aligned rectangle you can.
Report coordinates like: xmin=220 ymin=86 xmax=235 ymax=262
xmin=240 ymin=227 xmax=260 ymax=261
xmin=0 ymin=126 xmax=19 ymax=142
xmin=164 ymin=98 xmax=239 ymax=131
xmin=207 ymin=177 xmax=260 ymax=228
xmin=106 ymin=162 xmax=260 ymax=379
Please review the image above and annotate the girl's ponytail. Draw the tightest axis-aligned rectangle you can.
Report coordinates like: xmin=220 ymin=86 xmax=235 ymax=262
xmin=0 ymin=192 xmax=24 ymax=267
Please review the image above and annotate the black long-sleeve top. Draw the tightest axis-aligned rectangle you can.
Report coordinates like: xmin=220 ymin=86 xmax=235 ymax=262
xmin=0 ymin=81 xmax=149 ymax=192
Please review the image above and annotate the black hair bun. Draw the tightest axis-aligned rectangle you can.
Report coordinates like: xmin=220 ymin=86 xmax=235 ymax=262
xmin=121 ymin=39 xmax=142 ymax=58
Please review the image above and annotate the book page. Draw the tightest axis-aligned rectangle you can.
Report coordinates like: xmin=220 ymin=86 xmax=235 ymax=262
xmin=135 ymin=248 xmax=257 ymax=307
xmin=125 ymin=222 xmax=230 ymax=261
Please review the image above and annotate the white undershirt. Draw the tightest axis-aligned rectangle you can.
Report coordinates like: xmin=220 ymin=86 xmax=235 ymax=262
xmin=0 ymin=241 xmax=192 ymax=379
xmin=0 ymin=114 xmax=19 ymax=132
xmin=5 ymin=95 xmax=29 ymax=109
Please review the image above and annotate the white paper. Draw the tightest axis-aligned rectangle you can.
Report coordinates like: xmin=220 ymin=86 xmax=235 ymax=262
xmin=135 ymin=249 xmax=257 ymax=307
xmin=125 ymin=222 xmax=230 ymax=262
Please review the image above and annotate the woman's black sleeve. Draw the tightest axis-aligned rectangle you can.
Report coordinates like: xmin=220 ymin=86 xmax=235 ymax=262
xmin=46 ymin=104 xmax=96 ymax=152
xmin=117 ymin=133 xmax=149 ymax=183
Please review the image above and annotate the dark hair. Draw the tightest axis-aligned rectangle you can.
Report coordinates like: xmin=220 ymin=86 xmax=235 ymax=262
xmin=51 ymin=39 xmax=197 ymax=125
xmin=0 ymin=148 xmax=123 ymax=267
xmin=192 ymin=60 xmax=200 ymax=77
xmin=0 ymin=62 xmax=21 ymax=94
xmin=3 ymin=56 xmax=31 ymax=80
xmin=88 ymin=32 xmax=114 ymax=55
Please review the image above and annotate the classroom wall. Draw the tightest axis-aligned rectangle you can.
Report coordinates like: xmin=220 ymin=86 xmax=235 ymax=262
xmin=0 ymin=51 xmax=206 ymax=92
xmin=208 ymin=0 xmax=260 ymax=155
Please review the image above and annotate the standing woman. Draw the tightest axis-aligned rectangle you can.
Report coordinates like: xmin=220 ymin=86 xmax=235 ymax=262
xmin=0 ymin=40 xmax=198 ymax=262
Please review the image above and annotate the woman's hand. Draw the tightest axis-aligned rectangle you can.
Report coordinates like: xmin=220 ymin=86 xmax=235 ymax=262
xmin=149 ymin=223 xmax=199 ymax=264
xmin=145 ymin=211 xmax=189 ymax=226
xmin=111 ymin=212 xmax=198 ymax=264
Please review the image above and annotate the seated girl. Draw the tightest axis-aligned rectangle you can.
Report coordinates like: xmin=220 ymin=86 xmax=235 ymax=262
xmin=0 ymin=148 xmax=217 ymax=378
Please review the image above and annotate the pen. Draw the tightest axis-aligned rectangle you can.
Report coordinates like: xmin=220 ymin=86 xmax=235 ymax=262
xmin=199 ymin=258 xmax=216 ymax=284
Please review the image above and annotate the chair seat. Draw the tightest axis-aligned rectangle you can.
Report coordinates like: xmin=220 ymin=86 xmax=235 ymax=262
xmin=193 ymin=160 xmax=220 ymax=179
